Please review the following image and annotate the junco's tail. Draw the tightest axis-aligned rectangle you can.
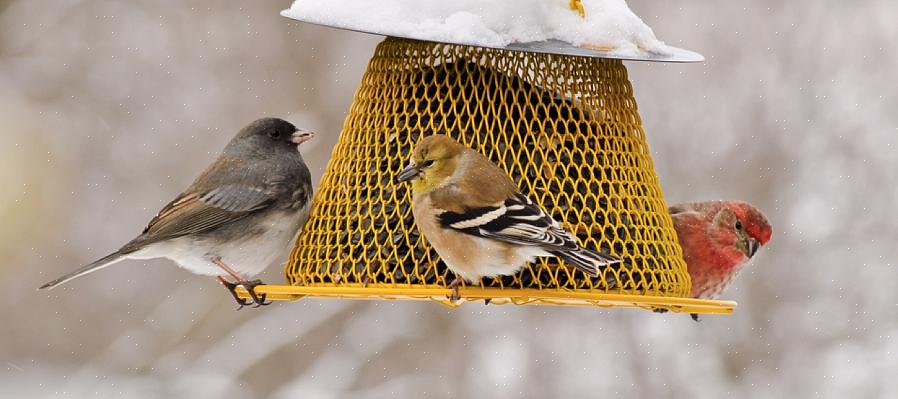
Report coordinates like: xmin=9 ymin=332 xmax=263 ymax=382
xmin=38 ymin=251 xmax=127 ymax=290
xmin=551 ymin=247 xmax=621 ymax=277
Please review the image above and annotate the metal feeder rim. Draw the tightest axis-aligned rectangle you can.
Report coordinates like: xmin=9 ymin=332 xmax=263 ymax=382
xmin=281 ymin=14 xmax=704 ymax=63
xmin=236 ymin=285 xmax=736 ymax=315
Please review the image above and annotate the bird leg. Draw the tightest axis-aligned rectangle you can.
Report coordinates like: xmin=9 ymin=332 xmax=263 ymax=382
xmin=691 ymin=313 xmax=701 ymax=322
xmin=211 ymin=257 xmax=270 ymax=309
xmin=448 ymin=278 xmax=462 ymax=303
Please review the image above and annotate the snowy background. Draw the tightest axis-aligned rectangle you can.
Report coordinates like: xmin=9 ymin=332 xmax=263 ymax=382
xmin=2 ymin=1 xmax=897 ymax=398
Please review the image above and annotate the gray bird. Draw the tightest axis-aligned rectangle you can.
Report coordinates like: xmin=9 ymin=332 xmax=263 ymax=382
xmin=39 ymin=117 xmax=315 ymax=308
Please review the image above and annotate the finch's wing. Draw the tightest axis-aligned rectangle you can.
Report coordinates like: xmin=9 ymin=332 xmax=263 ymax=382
xmin=668 ymin=202 xmax=702 ymax=216
xmin=437 ymin=193 xmax=579 ymax=251
xmin=121 ymin=184 xmax=273 ymax=252
xmin=667 ymin=206 xmax=705 ymax=230
xmin=437 ymin=193 xmax=620 ymax=276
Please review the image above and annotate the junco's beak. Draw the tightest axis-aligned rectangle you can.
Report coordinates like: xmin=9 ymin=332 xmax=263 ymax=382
xmin=747 ymin=238 xmax=760 ymax=258
xmin=291 ymin=129 xmax=315 ymax=145
xmin=397 ymin=162 xmax=423 ymax=183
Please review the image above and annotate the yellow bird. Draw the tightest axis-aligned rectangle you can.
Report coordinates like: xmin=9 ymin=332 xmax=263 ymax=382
xmin=397 ymin=135 xmax=620 ymax=301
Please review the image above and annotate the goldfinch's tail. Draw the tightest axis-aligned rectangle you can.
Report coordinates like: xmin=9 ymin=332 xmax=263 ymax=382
xmin=38 ymin=251 xmax=127 ymax=290
xmin=551 ymin=247 xmax=621 ymax=277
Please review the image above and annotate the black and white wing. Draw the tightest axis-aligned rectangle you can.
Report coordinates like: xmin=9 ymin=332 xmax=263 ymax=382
xmin=437 ymin=193 xmax=620 ymax=276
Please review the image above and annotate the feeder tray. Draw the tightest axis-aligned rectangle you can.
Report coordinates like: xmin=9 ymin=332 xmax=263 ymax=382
xmin=237 ymin=20 xmax=733 ymax=315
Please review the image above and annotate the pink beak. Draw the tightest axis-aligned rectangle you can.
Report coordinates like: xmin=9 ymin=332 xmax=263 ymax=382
xmin=291 ymin=129 xmax=315 ymax=145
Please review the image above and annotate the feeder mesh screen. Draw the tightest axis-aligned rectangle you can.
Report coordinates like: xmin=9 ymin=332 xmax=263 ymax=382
xmin=286 ymin=37 xmax=691 ymax=299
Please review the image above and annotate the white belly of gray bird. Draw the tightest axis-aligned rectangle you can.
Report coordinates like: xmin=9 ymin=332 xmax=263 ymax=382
xmin=128 ymin=204 xmax=310 ymax=278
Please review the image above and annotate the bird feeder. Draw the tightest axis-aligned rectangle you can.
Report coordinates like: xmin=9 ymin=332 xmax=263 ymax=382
xmin=237 ymin=3 xmax=736 ymax=316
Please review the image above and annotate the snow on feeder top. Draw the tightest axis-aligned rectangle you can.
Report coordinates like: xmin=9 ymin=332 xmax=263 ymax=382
xmin=236 ymin=0 xmax=735 ymax=316
xmin=282 ymin=0 xmax=703 ymax=62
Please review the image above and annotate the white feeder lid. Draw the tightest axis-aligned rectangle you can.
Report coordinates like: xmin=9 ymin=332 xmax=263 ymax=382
xmin=281 ymin=0 xmax=703 ymax=63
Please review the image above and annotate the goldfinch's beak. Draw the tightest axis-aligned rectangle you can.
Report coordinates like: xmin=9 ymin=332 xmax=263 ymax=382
xmin=397 ymin=162 xmax=423 ymax=183
xmin=747 ymin=238 xmax=760 ymax=258
xmin=291 ymin=129 xmax=315 ymax=145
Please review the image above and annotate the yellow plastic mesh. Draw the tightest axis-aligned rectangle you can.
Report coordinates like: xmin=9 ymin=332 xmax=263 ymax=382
xmin=284 ymin=37 xmax=695 ymax=307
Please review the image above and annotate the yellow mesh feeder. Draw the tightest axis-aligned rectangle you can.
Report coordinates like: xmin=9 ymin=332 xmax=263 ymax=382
xmin=237 ymin=4 xmax=736 ymax=316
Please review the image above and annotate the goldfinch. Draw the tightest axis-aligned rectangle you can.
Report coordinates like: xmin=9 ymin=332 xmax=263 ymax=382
xmin=397 ymin=134 xmax=621 ymax=300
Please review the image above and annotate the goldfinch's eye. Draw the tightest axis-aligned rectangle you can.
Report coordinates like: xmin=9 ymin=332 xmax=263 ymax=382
xmin=422 ymin=160 xmax=435 ymax=167
xmin=735 ymin=220 xmax=743 ymax=231
xmin=269 ymin=129 xmax=281 ymax=139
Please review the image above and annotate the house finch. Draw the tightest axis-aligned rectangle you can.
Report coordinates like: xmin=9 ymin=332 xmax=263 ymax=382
xmin=669 ymin=200 xmax=772 ymax=320
xmin=397 ymin=134 xmax=621 ymax=301
xmin=39 ymin=118 xmax=316 ymax=308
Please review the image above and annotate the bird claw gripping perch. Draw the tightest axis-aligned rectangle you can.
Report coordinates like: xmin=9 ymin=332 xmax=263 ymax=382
xmin=218 ymin=277 xmax=271 ymax=309
xmin=448 ymin=278 xmax=461 ymax=303
xmin=218 ymin=276 xmax=251 ymax=308
xmin=240 ymin=279 xmax=271 ymax=308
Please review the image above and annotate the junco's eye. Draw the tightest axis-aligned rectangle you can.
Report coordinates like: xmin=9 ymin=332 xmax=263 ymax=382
xmin=422 ymin=160 xmax=435 ymax=167
xmin=268 ymin=129 xmax=281 ymax=139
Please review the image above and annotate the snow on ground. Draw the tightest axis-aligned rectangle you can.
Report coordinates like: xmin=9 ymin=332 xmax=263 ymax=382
xmin=282 ymin=0 xmax=672 ymax=56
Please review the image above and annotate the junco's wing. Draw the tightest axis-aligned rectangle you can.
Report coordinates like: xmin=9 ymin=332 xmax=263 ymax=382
xmin=437 ymin=193 xmax=619 ymax=275
xmin=118 ymin=150 xmax=301 ymax=252
xmin=121 ymin=184 xmax=274 ymax=252
xmin=122 ymin=184 xmax=274 ymax=252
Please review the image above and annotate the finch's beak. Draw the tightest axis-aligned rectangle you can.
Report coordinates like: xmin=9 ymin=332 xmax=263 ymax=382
xmin=397 ymin=162 xmax=423 ymax=183
xmin=747 ymin=238 xmax=760 ymax=258
xmin=291 ymin=129 xmax=315 ymax=145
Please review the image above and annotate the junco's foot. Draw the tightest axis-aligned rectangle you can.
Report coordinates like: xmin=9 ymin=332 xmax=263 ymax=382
xmin=39 ymin=117 xmax=317 ymax=309
xmin=217 ymin=276 xmax=269 ymax=309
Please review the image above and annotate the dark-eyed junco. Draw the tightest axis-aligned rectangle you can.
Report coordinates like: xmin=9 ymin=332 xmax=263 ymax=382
xmin=39 ymin=117 xmax=315 ymax=308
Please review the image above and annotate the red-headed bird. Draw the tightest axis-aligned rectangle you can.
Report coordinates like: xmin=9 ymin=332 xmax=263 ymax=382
xmin=669 ymin=200 xmax=772 ymax=320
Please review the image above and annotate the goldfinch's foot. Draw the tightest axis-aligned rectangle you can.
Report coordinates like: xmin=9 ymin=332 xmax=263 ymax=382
xmin=691 ymin=313 xmax=701 ymax=322
xmin=653 ymin=308 xmax=669 ymax=314
xmin=448 ymin=278 xmax=461 ymax=303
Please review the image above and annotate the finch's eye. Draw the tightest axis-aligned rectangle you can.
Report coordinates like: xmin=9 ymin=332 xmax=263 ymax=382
xmin=422 ymin=160 xmax=435 ymax=168
xmin=735 ymin=220 xmax=743 ymax=231
xmin=268 ymin=129 xmax=281 ymax=139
